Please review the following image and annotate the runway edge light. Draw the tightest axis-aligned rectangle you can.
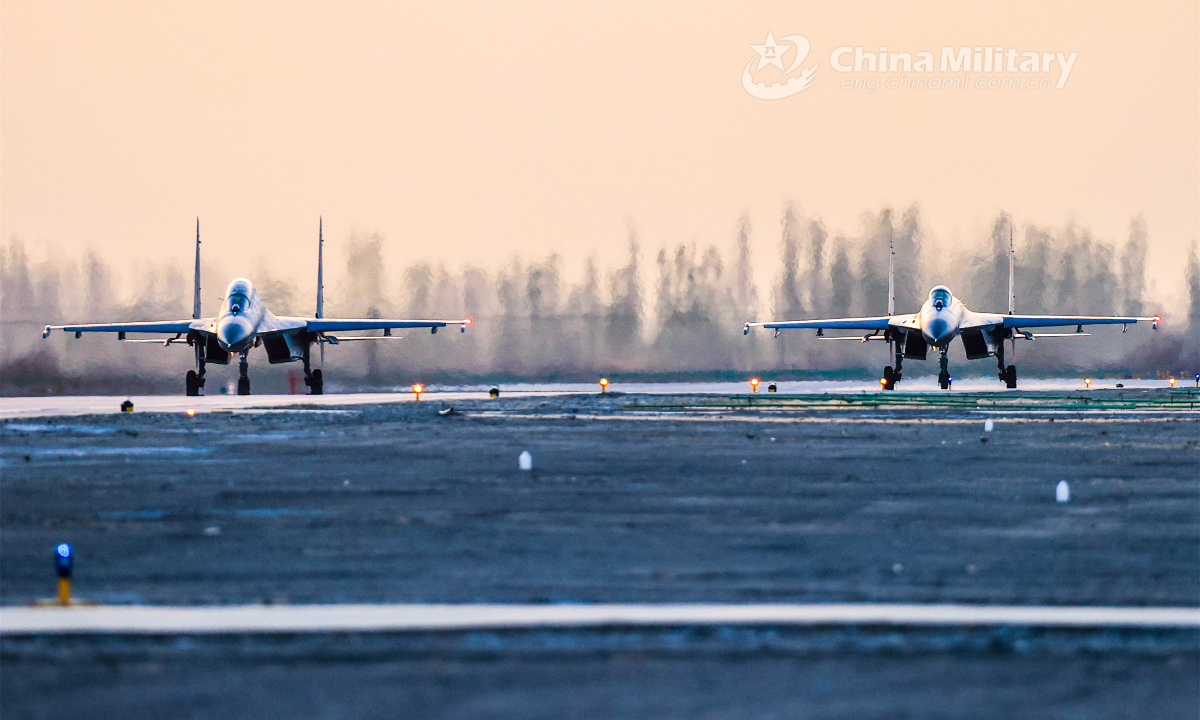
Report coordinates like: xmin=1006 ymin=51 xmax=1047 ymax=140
xmin=599 ymin=378 xmax=609 ymax=394
xmin=1056 ymin=480 xmax=1070 ymax=503
xmin=412 ymin=384 xmax=423 ymax=401
xmin=55 ymin=543 xmax=72 ymax=606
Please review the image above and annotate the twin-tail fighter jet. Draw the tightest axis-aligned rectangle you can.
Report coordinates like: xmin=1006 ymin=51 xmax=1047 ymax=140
xmin=43 ymin=220 xmax=471 ymax=396
xmin=744 ymin=230 xmax=1159 ymax=390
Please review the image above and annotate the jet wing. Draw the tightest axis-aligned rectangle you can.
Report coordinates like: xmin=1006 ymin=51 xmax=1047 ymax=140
xmin=959 ymin=313 xmax=1159 ymax=331
xmin=300 ymin=318 xmax=471 ymax=333
xmin=43 ymin=319 xmax=210 ymax=338
xmin=1000 ymin=314 xmax=1158 ymax=329
xmin=744 ymin=314 xmax=917 ymax=334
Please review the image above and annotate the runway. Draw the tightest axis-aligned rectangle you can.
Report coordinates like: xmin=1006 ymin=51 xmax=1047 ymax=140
xmin=3 ymin=389 xmax=1197 ymax=718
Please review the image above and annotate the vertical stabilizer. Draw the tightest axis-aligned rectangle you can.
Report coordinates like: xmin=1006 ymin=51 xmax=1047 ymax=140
xmin=1008 ymin=225 xmax=1015 ymax=315
xmin=316 ymin=217 xmax=324 ymax=319
xmin=887 ymin=225 xmax=895 ymax=316
xmin=193 ymin=218 xmax=202 ymax=320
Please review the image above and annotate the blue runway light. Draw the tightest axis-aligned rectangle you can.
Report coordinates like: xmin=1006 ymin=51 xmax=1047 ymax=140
xmin=55 ymin=543 xmax=72 ymax=578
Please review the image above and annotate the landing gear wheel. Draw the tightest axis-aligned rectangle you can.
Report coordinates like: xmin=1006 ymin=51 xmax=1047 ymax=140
xmin=938 ymin=370 xmax=950 ymax=390
xmin=882 ymin=365 xmax=895 ymax=391
xmin=186 ymin=370 xmax=200 ymax=396
xmin=1005 ymin=365 xmax=1017 ymax=389
xmin=309 ymin=369 xmax=323 ymax=395
xmin=237 ymin=377 xmax=251 ymax=396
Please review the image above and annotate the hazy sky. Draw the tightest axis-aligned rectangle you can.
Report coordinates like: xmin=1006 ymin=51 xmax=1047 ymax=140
xmin=3 ymin=1 xmax=1197 ymax=308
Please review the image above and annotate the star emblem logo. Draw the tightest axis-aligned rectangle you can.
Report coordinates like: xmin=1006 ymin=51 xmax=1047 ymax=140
xmin=742 ymin=32 xmax=819 ymax=100
xmin=749 ymin=32 xmax=789 ymax=71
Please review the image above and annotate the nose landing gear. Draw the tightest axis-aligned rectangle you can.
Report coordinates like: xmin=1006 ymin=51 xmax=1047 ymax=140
xmin=237 ymin=352 xmax=251 ymax=395
xmin=938 ymin=347 xmax=951 ymax=390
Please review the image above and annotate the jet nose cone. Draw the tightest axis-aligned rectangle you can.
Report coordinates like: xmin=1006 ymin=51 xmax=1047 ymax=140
xmin=926 ymin=318 xmax=952 ymax=344
xmin=217 ymin=318 xmax=253 ymax=351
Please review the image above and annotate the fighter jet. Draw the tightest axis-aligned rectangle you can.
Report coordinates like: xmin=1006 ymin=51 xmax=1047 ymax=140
xmin=42 ymin=219 xmax=471 ymax=396
xmin=743 ymin=229 xmax=1159 ymax=389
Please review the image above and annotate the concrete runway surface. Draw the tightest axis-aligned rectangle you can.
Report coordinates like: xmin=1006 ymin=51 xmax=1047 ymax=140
xmin=1 ymin=388 xmax=1197 ymax=718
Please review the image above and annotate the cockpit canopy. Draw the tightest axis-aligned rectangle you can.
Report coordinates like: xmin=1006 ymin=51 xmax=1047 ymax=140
xmin=225 ymin=279 xmax=253 ymax=315
xmin=930 ymin=286 xmax=952 ymax=310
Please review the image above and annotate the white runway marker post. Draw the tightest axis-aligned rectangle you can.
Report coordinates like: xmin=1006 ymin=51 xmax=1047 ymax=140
xmin=1056 ymin=480 xmax=1070 ymax=503
xmin=519 ymin=451 xmax=533 ymax=471
xmin=984 ymin=418 xmax=994 ymax=432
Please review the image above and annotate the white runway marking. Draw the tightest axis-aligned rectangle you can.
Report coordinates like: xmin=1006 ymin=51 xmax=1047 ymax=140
xmin=0 ymin=393 xmax=463 ymax=419
xmin=3 ymin=604 xmax=1196 ymax=635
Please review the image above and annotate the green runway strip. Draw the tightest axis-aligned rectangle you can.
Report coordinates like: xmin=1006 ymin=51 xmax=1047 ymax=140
xmin=629 ymin=391 xmax=1200 ymax=411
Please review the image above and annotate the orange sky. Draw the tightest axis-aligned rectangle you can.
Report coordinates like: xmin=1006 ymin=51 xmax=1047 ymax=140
xmin=2 ymin=1 xmax=1197 ymax=310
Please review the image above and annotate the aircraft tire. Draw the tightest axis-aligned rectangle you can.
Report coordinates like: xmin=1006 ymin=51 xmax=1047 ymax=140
xmin=310 ymin=369 xmax=324 ymax=395
xmin=938 ymin=371 xmax=950 ymax=390
xmin=882 ymin=366 xmax=895 ymax=391
xmin=237 ymin=377 xmax=251 ymax=396
xmin=186 ymin=370 xmax=200 ymax=396
xmin=1006 ymin=365 xmax=1017 ymax=389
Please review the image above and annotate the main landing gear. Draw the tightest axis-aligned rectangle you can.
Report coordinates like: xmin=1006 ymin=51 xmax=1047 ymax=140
xmin=882 ymin=347 xmax=904 ymax=391
xmin=996 ymin=340 xmax=1017 ymax=389
xmin=301 ymin=344 xmax=323 ymax=395
xmin=185 ymin=369 xmax=203 ymax=396
xmin=186 ymin=350 xmax=207 ymax=396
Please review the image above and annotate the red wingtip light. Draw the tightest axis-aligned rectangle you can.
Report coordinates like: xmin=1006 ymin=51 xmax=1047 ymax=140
xmin=464 ymin=318 xmax=472 ymax=325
